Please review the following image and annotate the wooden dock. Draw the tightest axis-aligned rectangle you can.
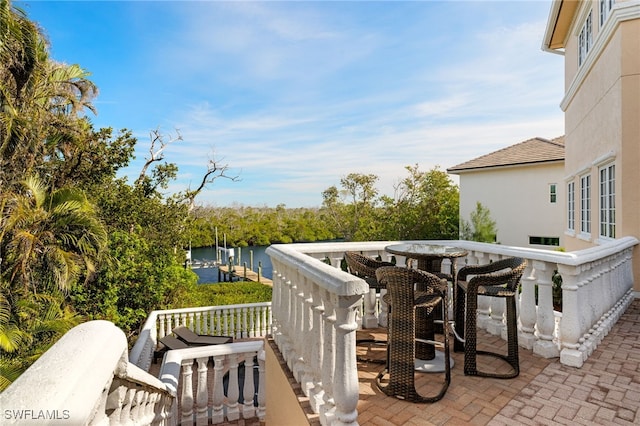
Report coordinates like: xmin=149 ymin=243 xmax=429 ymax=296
xmin=218 ymin=265 xmax=273 ymax=286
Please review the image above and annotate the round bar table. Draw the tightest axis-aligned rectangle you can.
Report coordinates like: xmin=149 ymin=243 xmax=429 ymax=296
xmin=385 ymin=243 xmax=468 ymax=372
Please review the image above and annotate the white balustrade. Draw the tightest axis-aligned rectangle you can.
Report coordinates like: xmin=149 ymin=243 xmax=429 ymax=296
xmin=159 ymin=341 xmax=266 ymax=425
xmin=130 ymin=302 xmax=272 ymax=372
xmin=0 ymin=320 xmax=174 ymax=425
xmin=267 ymin=243 xmax=369 ymax=426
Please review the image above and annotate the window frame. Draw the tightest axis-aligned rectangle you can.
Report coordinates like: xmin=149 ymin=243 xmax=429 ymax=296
xmin=580 ymin=174 xmax=591 ymax=236
xmin=549 ymin=183 xmax=557 ymax=203
xmin=600 ymin=0 xmax=615 ymax=27
xmin=599 ymin=163 xmax=616 ymax=239
xmin=579 ymin=10 xmax=593 ymax=66
xmin=567 ymin=181 xmax=575 ymax=232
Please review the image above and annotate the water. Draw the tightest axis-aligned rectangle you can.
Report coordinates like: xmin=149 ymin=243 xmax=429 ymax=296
xmin=189 ymin=245 xmax=272 ymax=284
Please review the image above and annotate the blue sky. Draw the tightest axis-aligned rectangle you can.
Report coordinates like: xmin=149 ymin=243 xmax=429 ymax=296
xmin=19 ymin=0 xmax=565 ymax=208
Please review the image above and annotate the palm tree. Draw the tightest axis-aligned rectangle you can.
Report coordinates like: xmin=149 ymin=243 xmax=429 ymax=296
xmin=0 ymin=176 xmax=106 ymax=389
xmin=0 ymin=0 xmax=98 ymax=186
xmin=0 ymin=291 xmax=82 ymax=391
xmin=1 ymin=176 xmax=108 ymax=293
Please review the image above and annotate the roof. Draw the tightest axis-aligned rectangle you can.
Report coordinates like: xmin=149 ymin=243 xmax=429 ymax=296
xmin=447 ymin=136 xmax=565 ymax=174
xmin=543 ymin=0 xmax=580 ymax=52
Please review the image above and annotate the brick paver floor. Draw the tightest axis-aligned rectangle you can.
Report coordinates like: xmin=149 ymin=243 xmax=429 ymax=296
xmin=355 ymin=299 xmax=640 ymax=425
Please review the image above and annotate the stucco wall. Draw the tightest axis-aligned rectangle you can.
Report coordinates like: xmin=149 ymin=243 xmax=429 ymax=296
xmin=457 ymin=162 xmax=565 ymax=248
xmin=560 ymin=1 xmax=640 ymax=290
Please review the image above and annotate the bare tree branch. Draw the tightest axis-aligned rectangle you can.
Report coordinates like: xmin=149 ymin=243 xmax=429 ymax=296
xmin=136 ymin=128 xmax=182 ymax=184
xmin=186 ymin=151 xmax=240 ymax=212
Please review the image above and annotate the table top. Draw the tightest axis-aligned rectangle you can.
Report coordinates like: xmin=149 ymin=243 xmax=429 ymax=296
xmin=385 ymin=243 xmax=468 ymax=259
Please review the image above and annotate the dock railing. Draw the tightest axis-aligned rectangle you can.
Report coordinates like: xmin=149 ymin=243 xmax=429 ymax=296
xmin=266 ymin=237 xmax=638 ymax=425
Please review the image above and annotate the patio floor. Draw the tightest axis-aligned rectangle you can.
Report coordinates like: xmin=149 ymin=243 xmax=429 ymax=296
xmin=300 ymin=298 xmax=640 ymax=425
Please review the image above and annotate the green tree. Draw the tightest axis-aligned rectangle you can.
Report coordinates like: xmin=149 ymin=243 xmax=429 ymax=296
xmin=321 ymin=173 xmax=379 ymax=241
xmin=0 ymin=0 xmax=98 ymax=186
xmin=0 ymin=176 xmax=104 ymax=390
xmin=460 ymin=202 xmax=497 ymax=243
xmin=379 ymin=165 xmax=459 ymax=240
xmin=1 ymin=176 xmax=107 ymax=294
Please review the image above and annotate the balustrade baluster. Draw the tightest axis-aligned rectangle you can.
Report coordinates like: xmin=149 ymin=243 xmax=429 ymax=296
xmin=300 ymin=276 xmax=314 ymax=396
xmin=195 ymin=312 xmax=202 ymax=334
xmin=518 ymin=262 xmax=537 ymax=349
xmin=283 ymin=269 xmax=296 ymax=366
xmin=227 ymin=353 xmax=240 ymax=421
xmin=211 ymin=355 xmax=225 ymax=423
xmin=158 ymin=315 xmax=166 ymax=339
xmin=557 ymin=264 xmax=583 ymax=366
xmin=242 ymin=353 xmax=256 ymax=419
xmin=130 ymin=390 xmax=143 ymax=422
xmin=533 ymin=260 xmax=559 ymax=358
xmin=257 ymin=351 xmax=266 ymax=421
xmin=320 ymin=291 xmax=336 ymax=425
xmin=180 ymin=360 xmax=194 ymax=425
xmin=310 ymin=285 xmax=325 ymax=413
xmin=180 ymin=313 xmax=187 ymax=328
xmin=249 ymin=306 xmax=256 ymax=338
xmin=292 ymin=271 xmax=306 ymax=382
xmin=332 ymin=296 xmax=361 ymax=426
xmin=196 ymin=357 xmax=209 ymax=426
xmin=105 ymin=385 xmax=126 ymax=424
xmin=122 ymin=388 xmax=136 ymax=424
xmin=242 ymin=307 xmax=248 ymax=339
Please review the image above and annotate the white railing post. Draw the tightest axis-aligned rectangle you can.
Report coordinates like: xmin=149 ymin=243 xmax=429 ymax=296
xmin=518 ymin=261 xmax=537 ymax=349
xmin=300 ymin=275 xmax=315 ymax=396
xmin=180 ymin=360 xmax=194 ymax=425
xmin=332 ymin=295 xmax=361 ymax=426
xmin=320 ymin=290 xmax=337 ymax=425
xmin=211 ymin=355 xmax=225 ymax=424
xmin=310 ymin=284 xmax=326 ymax=413
xmin=195 ymin=357 xmax=208 ymax=426
xmin=242 ymin=353 xmax=257 ymax=419
xmin=557 ymin=263 xmax=584 ymax=366
xmin=227 ymin=353 xmax=240 ymax=421
xmin=533 ymin=260 xmax=560 ymax=358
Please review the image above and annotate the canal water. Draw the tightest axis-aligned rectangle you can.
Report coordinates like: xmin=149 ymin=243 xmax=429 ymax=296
xmin=190 ymin=245 xmax=272 ymax=284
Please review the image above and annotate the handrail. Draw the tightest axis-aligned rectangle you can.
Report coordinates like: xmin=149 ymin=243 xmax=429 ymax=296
xmin=0 ymin=320 xmax=174 ymax=425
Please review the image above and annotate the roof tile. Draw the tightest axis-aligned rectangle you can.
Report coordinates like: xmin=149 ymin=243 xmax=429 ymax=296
xmin=447 ymin=136 xmax=564 ymax=173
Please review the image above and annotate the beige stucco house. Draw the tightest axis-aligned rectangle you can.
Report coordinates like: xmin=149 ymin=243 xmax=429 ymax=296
xmin=542 ymin=0 xmax=640 ymax=291
xmin=448 ymin=137 xmax=566 ymax=248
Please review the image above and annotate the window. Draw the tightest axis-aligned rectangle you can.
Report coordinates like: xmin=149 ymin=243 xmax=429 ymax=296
xmin=579 ymin=11 xmax=593 ymax=66
xmin=567 ymin=181 xmax=575 ymax=231
xmin=580 ymin=174 xmax=591 ymax=234
xmin=600 ymin=0 xmax=615 ymax=27
xmin=529 ymin=236 xmax=560 ymax=246
xmin=599 ymin=164 xmax=615 ymax=238
xmin=549 ymin=184 xmax=557 ymax=203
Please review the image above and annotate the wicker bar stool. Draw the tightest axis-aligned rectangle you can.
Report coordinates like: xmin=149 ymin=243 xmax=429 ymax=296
xmin=345 ymin=251 xmax=394 ymax=363
xmin=374 ymin=266 xmax=451 ymax=403
xmin=454 ymin=257 xmax=527 ymax=379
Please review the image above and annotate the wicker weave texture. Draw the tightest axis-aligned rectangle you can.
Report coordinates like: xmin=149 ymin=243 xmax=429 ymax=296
xmin=344 ymin=251 xmax=393 ymax=289
xmin=375 ymin=266 xmax=450 ymax=403
xmin=454 ymin=257 xmax=527 ymax=378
